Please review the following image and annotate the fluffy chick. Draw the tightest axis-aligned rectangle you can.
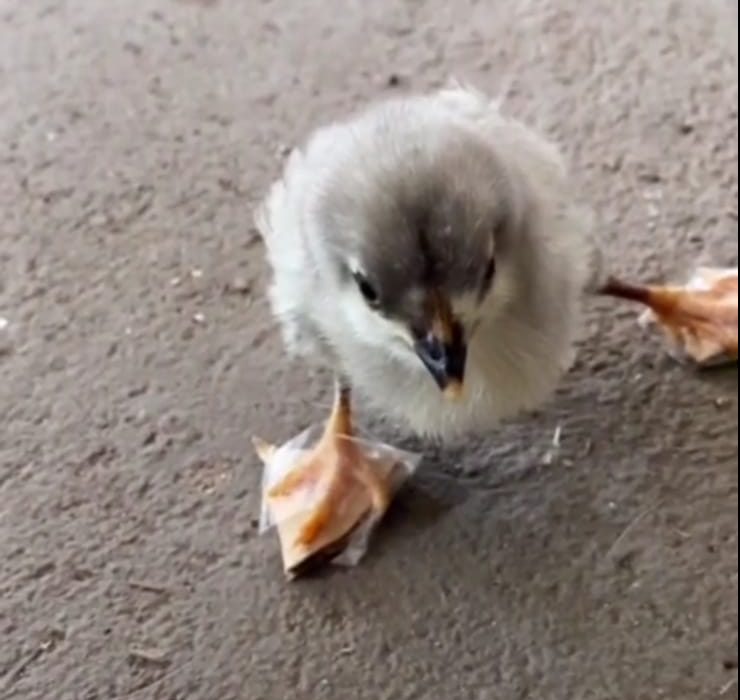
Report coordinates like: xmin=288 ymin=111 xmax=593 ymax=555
xmin=255 ymin=84 xmax=598 ymax=440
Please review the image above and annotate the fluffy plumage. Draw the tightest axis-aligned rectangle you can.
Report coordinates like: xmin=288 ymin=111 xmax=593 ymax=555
xmin=255 ymin=84 xmax=598 ymax=439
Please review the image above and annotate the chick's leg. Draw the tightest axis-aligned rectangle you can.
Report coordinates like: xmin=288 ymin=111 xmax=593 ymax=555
xmin=265 ymin=377 xmax=353 ymax=500
xmin=291 ymin=378 xmax=353 ymax=545
xmin=326 ymin=379 xmax=392 ymax=516
xmin=295 ymin=378 xmax=391 ymax=546
xmin=324 ymin=377 xmax=354 ymax=438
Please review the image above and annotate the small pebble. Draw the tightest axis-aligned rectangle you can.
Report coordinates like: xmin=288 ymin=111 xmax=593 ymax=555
xmin=128 ymin=645 xmax=169 ymax=666
xmin=0 ymin=318 xmax=11 ymax=357
xmin=639 ymin=171 xmax=662 ymax=184
xmin=226 ymin=276 xmax=251 ymax=295
xmin=193 ymin=312 xmax=206 ymax=325
xmin=604 ymin=155 xmax=624 ymax=173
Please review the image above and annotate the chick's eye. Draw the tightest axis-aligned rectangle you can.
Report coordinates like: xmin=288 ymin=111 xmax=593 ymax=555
xmin=353 ymin=271 xmax=380 ymax=306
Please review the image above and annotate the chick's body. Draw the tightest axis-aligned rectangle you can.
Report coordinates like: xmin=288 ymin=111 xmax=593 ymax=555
xmin=256 ymin=86 xmax=596 ymax=440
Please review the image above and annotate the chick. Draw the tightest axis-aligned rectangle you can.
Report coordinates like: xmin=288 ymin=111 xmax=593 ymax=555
xmin=255 ymin=84 xmax=597 ymax=441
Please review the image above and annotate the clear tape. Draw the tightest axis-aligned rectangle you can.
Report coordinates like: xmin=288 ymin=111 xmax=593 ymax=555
xmin=257 ymin=423 xmax=421 ymax=576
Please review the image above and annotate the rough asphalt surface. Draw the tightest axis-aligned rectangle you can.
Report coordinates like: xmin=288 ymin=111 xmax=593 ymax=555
xmin=1 ymin=1 xmax=738 ymax=699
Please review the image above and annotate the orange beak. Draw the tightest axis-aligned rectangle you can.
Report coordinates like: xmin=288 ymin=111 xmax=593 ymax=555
xmin=414 ymin=291 xmax=467 ymax=399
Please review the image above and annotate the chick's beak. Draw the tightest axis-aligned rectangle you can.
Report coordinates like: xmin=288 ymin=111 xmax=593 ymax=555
xmin=414 ymin=292 xmax=467 ymax=399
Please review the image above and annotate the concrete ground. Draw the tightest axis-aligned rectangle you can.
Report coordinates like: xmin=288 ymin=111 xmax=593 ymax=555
xmin=1 ymin=0 xmax=738 ymax=698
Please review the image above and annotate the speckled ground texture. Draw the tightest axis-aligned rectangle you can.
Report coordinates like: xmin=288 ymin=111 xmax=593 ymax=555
xmin=1 ymin=0 xmax=738 ymax=698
